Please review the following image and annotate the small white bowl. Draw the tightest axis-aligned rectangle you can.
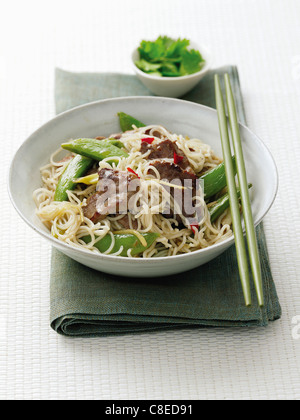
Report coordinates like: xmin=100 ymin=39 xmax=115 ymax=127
xmin=132 ymin=42 xmax=212 ymax=98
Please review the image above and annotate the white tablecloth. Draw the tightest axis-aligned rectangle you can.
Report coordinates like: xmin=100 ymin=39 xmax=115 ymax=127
xmin=1 ymin=0 xmax=299 ymax=400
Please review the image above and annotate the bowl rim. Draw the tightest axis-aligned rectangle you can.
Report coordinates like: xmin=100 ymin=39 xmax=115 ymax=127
xmin=8 ymin=95 xmax=279 ymax=263
xmin=131 ymin=42 xmax=212 ymax=81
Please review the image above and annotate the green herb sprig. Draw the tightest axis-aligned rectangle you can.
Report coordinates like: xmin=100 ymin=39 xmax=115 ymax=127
xmin=135 ymin=36 xmax=205 ymax=77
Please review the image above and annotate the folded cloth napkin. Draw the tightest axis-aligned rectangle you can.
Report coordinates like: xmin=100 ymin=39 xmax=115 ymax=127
xmin=50 ymin=66 xmax=281 ymax=337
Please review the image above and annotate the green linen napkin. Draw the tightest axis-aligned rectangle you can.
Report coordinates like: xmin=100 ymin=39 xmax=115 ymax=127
xmin=51 ymin=66 xmax=281 ymax=337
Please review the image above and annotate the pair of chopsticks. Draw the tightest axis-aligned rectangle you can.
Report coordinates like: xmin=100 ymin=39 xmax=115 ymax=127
xmin=214 ymin=73 xmax=264 ymax=307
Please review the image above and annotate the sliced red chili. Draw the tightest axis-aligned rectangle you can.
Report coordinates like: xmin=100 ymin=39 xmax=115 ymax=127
xmin=173 ymin=152 xmax=184 ymax=165
xmin=141 ymin=137 xmax=155 ymax=144
xmin=127 ymin=167 xmax=140 ymax=178
xmin=190 ymin=224 xmax=199 ymax=234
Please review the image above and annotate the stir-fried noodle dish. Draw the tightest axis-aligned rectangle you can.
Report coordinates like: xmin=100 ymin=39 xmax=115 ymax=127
xmin=33 ymin=112 xmax=235 ymax=258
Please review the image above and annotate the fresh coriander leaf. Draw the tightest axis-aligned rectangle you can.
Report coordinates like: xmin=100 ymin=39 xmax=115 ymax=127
xmin=159 ymin=35 xmax=174 ymax=50
xmin=161 ymin=71 xmax=181 ymax=77
xmin=161 ymin=61 xmax=179 ymax=75
xmin=165 ymin=38 xmax=190 ymax=59
xmin=179 ymin=49 xmax=204 ymax=75
xmin=147 ymin=71 xmax=163 ymax=77
xmin=138 ymin=39 xmax=164 ymax=61
xmin=136 ymin=36 xmax=205 ymax=77
xmin=164 ymin=56 xmax=182 ymax=63
xmin=135 ymin=59 xmax=162 ymax=73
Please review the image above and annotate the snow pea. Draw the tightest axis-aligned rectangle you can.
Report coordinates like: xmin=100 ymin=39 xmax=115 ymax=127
xmin=200 ymin=156 xmax=236 ymax=199
xmin=54 ymin=154 xmax=93 ymax=202
xmin=209 ymin=183 xmax=252 ymax=222
xmin=105 ymin=138 xmax=125 ymax=148
xmin=82 ymin=232 xmax=159 ymax=257
xmin=118 ymin=112 xmax=146 ymax=132
xmin=61 ymin=138 xmax=128 ymax=161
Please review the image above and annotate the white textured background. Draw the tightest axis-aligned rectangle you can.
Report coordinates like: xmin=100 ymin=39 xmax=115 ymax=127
xmin=1 ymin=0 xmax=300 ymax=400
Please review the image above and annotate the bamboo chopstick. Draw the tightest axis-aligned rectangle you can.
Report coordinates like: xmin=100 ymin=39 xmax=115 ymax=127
xmin=224 ymin=73 xmax=264 ymax=307
xmin=214 ymin=74 xmax=252 ymax=307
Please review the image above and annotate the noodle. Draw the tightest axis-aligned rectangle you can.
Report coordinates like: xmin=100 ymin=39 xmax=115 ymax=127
xmin=33 ymin=124 xmax=232 ymax=257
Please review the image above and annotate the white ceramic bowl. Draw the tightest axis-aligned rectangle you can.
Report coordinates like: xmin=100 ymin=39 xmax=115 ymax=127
xmin=132 ymin=43 xmax=212 ymax=98
xmin=8 ymin=96 xmax=278 ymax=278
